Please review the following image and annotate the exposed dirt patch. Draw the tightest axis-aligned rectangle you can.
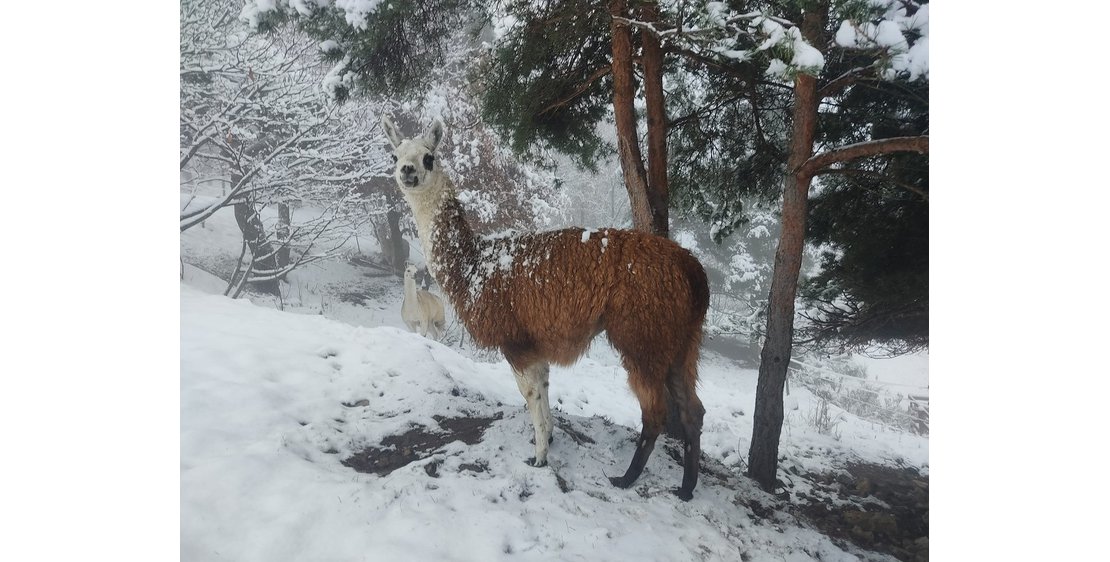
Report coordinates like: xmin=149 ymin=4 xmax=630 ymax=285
xmin=555 ymin=417 xmax=596 ymax=445
xmin=458 ymin=461 xmax=488 ymax=474
xmin=334 ymin=284 xmax=392 ymax=307
xmin=341 ymin=413 xmax=503 ymax=476
xmin=792 ymin=462 xmax=928 ymax=562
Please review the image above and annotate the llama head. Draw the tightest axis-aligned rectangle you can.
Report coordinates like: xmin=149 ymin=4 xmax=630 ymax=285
xmin=381 ymin=116 xmax=445 ymax=193
xmin=403 ymin=263 xmax=418 ymax=280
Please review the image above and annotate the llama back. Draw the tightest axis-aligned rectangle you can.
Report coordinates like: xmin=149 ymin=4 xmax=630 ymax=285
xmin=443 ymin=226 xmax=708 ymax=366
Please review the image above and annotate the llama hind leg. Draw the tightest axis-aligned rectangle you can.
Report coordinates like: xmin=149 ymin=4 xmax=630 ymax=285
xmin=511 ymin=362 xmax=553 ymax=467
xmin=610 ymin=368 xmax=667 ymax=489
xmin=667 ymin=373 xmax=705 ymax=501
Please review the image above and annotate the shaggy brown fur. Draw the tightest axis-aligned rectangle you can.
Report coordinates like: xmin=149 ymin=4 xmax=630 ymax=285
xmin=430 ymin=195 xmax=709 ymax=500
xmin=432 ymin=198 xmax=708 ymax=370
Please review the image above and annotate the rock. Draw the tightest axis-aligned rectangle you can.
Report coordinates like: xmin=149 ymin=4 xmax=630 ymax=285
xmin=842 ymin=510 xmax=898 ymax=537
xmin=849 ymin=525 xmax=873 ymax=542
xmin=855 ymin=477 xmax=873 ymax=496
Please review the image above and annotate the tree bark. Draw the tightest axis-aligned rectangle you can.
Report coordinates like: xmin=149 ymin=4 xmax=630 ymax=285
xmin=386 ymin=208 xmax=408 ymax=275
xmin=609 ymin=0 xmax=653 ymax=233
xmin=640 ymin=0 xmax=669 ymax=238
xmin=233 ymin=190 xmax=281 ymax=298
xmin=277 ymin=202 xmax=292 ymax=272
xmin=747 ymin=4 xmax=826 ymax=492
xmin=800 ymin=136 xmax=929 ymax=178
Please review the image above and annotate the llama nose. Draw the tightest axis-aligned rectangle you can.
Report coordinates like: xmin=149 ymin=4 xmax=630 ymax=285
xmin=401 ymin=164 xmax=415 ymax=175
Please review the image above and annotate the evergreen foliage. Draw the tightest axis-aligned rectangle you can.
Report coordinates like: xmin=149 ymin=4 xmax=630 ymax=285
xmin=246 ymin=0 xmax=477 ymax=101
xmin=802 ymin=80 xmax=929 ymax=354
xmin=801 ymin=152 xmax=928 ymax=354
xmin=476 ymin=0 xmax=613 ymax=168
xmin=666 ymin=65 xmax=792 ymax=243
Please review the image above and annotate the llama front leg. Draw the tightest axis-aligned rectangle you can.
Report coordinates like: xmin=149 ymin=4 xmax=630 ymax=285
xmin=533 ymin=362 xmax=553 ymax=446
xmin=512 ymin=362 xmax=553 ymax=467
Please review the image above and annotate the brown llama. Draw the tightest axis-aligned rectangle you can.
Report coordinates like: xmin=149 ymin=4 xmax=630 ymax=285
xmin=381 ymin=116 xmax=710 ymax=500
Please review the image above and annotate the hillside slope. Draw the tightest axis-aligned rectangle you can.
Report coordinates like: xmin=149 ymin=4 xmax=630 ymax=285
xmin=182 ymin=286 xmax=917 ymax=561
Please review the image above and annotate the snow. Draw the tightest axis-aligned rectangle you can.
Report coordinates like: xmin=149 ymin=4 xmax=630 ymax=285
xmin=182 ymin=284 xmax=924 ymax=561
xmin=321 ymin=54 xmax=353 ymax=100
xmin=789 ymin=27 xmax=825 ymax=71
xmin=900 ymin=37 xmax=929 ymax=81
xmin=854 ymin=351 xmax=929 ymax=391
xmin=335 ymin=0 xmax=385 ymax=30
xmin=835 ymin=21 xmax=858 ymax=48
xmin=706 ymin=2 xmax=729 ymax=27
xmin=834 ymin=2 xmax=928 ymax=80
xmin=873 ymin=20 xmax=908 ymax=50
xmin=765 ymin=59 xmax=789 ymax=77
xmin=753 ymin=17 xmax=787 ymax=52
xmin=673 ymin=229 xmax=698 ymax=251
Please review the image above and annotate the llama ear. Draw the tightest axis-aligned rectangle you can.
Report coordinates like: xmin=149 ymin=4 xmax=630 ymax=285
xmin=381 ymin=115 xmax=403 ymax=149
xmin=424 ymin=118 xmax=445 ymax=151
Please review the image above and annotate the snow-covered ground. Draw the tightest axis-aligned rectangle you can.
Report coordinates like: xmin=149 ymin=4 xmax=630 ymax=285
xmin=180 ymin=203 xmax=928 ymax=561
xmin=181 ymin=284 xmax=921 ymax=562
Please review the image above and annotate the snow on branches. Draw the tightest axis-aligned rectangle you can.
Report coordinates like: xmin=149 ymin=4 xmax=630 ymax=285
xmin=617 ymin=0 xmax=928 ymax=82
xmin=181 ymin=0 xmax=394 ymax=292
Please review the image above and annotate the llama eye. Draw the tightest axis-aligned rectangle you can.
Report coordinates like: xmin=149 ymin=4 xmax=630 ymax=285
xmin=390 ymin=154 xmax=397 ymax=163
xmin=423 ymin=154 xmax=434 ymax=170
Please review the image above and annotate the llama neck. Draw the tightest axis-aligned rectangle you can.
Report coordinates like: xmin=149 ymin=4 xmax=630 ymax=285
xmin=401 ymin=172 xmax=457 ymax=263
xmin=403 ymin=275 xmax=418 ymax=302
xmin=402 ymin=173 xmax=478 ymax=309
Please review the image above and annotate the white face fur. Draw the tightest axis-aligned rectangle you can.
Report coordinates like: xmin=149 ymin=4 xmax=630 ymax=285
xmin=403 ymin=264 xmax=418 ymax=279
xmin=381 ymin=116 xmax=444 ymax=192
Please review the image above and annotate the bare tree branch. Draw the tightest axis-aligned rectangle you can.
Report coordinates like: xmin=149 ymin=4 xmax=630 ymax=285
xmin=798 ymin=136 xmax=929 ymax=178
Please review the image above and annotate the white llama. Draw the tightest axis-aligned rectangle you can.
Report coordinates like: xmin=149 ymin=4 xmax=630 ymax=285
xmin=401 ymin=263 xmax=446 ymax=340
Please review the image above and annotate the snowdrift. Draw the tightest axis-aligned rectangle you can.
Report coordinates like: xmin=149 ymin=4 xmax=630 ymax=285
xmin=182 ymin=286 xmax=901 ymax=561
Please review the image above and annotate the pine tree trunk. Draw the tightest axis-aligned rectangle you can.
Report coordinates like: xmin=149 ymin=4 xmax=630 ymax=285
xmin=608 ymin=0 xmax=653 ymax=233
xmin=747 ymin=4 xmax=826 ymax=492
xmin=640 ymin=0 xmax=669 ymax=238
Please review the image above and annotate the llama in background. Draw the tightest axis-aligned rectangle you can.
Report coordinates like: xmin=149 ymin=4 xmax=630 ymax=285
xmin=401 ymin=263 xmax=446 ymax=340
xmin=382 ymin=116 xmax=709 ymax=500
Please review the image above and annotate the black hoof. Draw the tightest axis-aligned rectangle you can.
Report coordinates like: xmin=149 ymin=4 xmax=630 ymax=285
xmin=608 ymin=476 xmax=633 ymax=489
xmin=673 ymin=487 xmax=693 ymax=502
xmin=525 ymin=457 xmax=547 ymax=468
